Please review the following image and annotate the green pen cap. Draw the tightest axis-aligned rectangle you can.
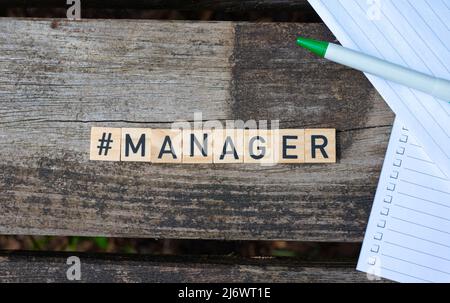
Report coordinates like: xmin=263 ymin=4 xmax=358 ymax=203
xmin=296 ymin=37 xmax=329 ymax=58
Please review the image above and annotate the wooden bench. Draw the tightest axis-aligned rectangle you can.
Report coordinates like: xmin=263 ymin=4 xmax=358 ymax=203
xmin=0 ymin=1 xmax=394 ymax=282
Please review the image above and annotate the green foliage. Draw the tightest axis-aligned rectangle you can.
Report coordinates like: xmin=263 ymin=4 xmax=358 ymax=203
xmin=94 ymin=237 xmax=109 ymax=250
xmin=67 ymin=236 xmax=80 ymax=251
xmin=30 ymin=236 xmax=51 ymax=250
xmin=272 ymin=249 xmax=297 ymax=257
xmin=122 ymin=245 xmax=137 ymax=254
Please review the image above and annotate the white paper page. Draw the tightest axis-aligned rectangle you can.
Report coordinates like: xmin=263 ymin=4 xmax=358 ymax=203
xmin=357 ymin=120 xmax=450 ymax=283
xmin=308 ymin=0 xmax=450 ymax=178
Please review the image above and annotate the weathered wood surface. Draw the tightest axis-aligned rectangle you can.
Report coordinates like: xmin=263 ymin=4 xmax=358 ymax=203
xmin=1 ymin=0 xmax=311 ymax=11
xmin=0 ymin=251 xmax=383 ymax=283
xmin=0 ymin=18 xmax=395 ymax=241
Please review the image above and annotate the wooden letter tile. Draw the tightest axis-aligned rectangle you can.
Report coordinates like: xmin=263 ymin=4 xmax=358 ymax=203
xmin=121 ymin=128 xmax=151 ymax=162
xmin=273 ymin=129 xmax=305 ymax=164
xmin=305 ymin=129 xmax=336 ymax=163
xmin=213 ymin=129 xmax=244 ymax=164
xmin=243 ymin=130 xmax=274 ymax=164
xmin=150 ymin=129 xmax=182 ymax=163
xmin=183 ymin=129 xmax=213 ymax=163
xmin=90 ymin=127 xmax=121 ymax=161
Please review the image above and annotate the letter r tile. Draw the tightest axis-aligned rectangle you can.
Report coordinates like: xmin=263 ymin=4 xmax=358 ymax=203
xmin=305 ymin=129 xmax=336 ymax=163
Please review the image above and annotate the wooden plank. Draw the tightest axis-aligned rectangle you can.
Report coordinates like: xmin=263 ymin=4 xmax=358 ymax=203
xmin=0 ymin=18 xmax=395 ymax=241
xmin=0 ymin=251 xmax=383 ymax=283
xmin=0 ymin=0 xmax=311 ymax=12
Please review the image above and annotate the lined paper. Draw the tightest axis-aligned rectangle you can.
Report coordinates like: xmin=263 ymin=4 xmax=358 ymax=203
xmin=308 ymin=0 xmax=450 ymax=178
xmin=308 ymin=0 xmax=450 ymax=282
xmin=357 ymin=121 xmax=450 ymax=283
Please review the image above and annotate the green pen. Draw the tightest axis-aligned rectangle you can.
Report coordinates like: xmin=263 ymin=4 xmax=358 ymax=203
xmin=297 ymin=37 xmax=450 ymax=103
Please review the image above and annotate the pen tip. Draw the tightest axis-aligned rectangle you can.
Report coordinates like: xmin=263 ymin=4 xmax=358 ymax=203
xmin=296 ymin=36 xmax=305 ymax=46
xmin=296 ymin=37 xmax=329 ymax=58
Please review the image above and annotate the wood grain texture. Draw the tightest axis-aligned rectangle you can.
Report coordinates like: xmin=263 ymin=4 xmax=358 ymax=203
xmin=0 ymin=251 xmax=384 ymax=283
xmin=0 ymin=18 xmax=395 ymax=241
xmin=0 ymin=0 xmax=311 ymax=11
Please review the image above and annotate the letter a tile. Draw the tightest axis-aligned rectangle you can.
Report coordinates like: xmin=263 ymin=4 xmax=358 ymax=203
xmin=213 ymin=129 xmax=244 ymax=163
xmin=150 ymin=129 xmax=182 ymax=163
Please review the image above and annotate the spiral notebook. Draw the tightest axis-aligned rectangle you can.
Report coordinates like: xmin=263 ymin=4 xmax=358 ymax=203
xmin=357 ymin=120 xmax=450 ymax=282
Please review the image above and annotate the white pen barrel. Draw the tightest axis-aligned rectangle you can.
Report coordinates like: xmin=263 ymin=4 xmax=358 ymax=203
xmin=431 ymin=78 xmax=450 ymax=101
xmin=325 ymin=43 xmax=450 ymax=101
